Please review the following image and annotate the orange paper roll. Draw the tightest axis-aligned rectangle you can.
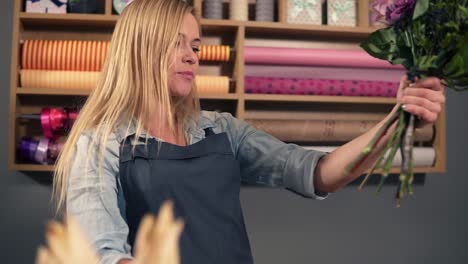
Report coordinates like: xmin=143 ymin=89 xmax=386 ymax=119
xmin=198 ymin=45 xmax=230 ymax=62
xmin=20 ymin=70 xmax=100 ymax=90
xmin=195 ymin=75 xmax=230 ymax=94
xmin=22 ymin=40 xmax=109 ymax=72
xmin=21 ymin=40 xmax=229 ymax=70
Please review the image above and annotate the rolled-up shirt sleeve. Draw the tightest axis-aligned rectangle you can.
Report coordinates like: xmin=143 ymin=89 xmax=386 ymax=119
xmin=219 ymin=112 xmax=328 ymax=199
xmin=66 ymin=133 xmax=133 ymax=264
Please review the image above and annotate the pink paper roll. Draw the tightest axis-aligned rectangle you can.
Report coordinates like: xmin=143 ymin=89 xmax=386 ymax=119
xmin=244 ymin=65 xmax=405 ymax=82
xmin=245 ymin=76 xmax=399 ymax=97
xmin=244 ymin=47 xmax=404 ymax=69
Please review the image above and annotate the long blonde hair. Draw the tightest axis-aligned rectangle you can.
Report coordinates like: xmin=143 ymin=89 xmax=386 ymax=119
xmin=53 ymin=0 xmax=200 ymax=213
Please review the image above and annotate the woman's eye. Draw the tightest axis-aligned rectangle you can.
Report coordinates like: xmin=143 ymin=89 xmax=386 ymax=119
xmin=192 ymin=47 xmax=200 ymax=53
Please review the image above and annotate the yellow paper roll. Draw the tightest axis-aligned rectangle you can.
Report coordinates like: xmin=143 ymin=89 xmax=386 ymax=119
xmin=196 ymin=76 xmax=230 ymax=94
xmin=20 ymin=70 xmax=229 ymax=94
xmin=20 ymin=70 xmax=99 ymax=90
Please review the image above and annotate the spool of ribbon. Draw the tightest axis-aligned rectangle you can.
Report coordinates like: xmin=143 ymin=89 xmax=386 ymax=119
xmin=230 ymin=0 xmax=248 ymax=21
xmin=40 ymin=107 xmax=78 ymax=139
xmin=203 ymin=0 xmax=223 ymax=19
xmin=255 ymin=0 xmax=274 ymax=22
xmin=34 ymin=137 xmax=50 ymax=164
xmin=198 ymin=45 xmax=231 ymax=62
xmin=19 ymin=138 xmax=38 ymax=163
xmin=18 ymin=137 xmax=65 ymax=164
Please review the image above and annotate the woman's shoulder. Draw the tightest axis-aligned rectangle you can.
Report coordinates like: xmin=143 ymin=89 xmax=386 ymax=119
xmin=199 ymin=110 xmax=236 ymax=125
xmin=75 ymin=129 xmax=122 ymax=158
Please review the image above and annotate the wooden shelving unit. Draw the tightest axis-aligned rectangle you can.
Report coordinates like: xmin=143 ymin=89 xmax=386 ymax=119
xmin=8 ymin=0 xmax=446 ymax=174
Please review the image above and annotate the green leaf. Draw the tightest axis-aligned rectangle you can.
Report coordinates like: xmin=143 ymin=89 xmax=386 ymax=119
xmin=413 ymin=0 xmax=429 ymax=20
xmin=360 ymin=28 xmax=398 ymax=61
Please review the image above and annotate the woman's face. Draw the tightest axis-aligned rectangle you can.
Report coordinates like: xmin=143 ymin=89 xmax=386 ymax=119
xmin=168 ymin=13 xmax=200 ymax=97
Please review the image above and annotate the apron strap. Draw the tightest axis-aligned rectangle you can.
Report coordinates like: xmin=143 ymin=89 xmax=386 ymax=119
xmin=204 ymin=127 xmax=215 ymax=137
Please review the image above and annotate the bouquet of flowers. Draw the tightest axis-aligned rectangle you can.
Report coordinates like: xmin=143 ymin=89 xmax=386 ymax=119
xmin=344 ymin=0 xmax=468 ymax=206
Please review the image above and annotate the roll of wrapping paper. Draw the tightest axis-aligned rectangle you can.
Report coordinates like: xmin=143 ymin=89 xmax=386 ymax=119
xmin=18 ymin=137 xmax=64 ymax=164
xmin=195 ymin=75 xmax=230 ymax=94
xmin=21 ymin=70 xmax=230 ymax=94
xmin=245 ymin=76 xmax=399 ymax=97
xmin=21 ymin=40 xmax=230 ymax=69
xmin=245 ymin=65 xmax=405 ymax=82
xmin=244 ymin=46 xmax=405 ymax=69
xmin=230 ymin=0 xmax=248 ymax=21
xmin=203 ymin=0 xmax=223 ymax=19
xmin=255 ymin=0 xmax=274 ymax=21
xmin=303 ymin=146 xmax=436 ymax=167
xmin=244 ymin=110 xmax=387 ymax=121
xmin=22 ymin=40 xmax=109 ymax=71
xmin=198 ymin=45 xmax=230 ymax=62
xmin=20 ymin=70 xmax=100 ymax=90
xmin=246 ymin=119 xmax=434 ymax=142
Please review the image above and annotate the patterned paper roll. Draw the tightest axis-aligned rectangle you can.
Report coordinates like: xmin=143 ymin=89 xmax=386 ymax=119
xmin=246 ymin=119 xmax=434 ymax=142
xmin=20 ymin=70 xmax=100 ymax=90
xmin=245 ymin=65 xmax=405 ymax=82
xmin=244 ymin=46 xmax=404 ymax=69
xmin=203 ymin=0 xmax=223 ymax=19
xmin=230 ymin=0 xmax=248 ymax=21
xmin=245 ymin=76 xmax=399 ymax=97
xmin=196 ymin=75 xmax=230 ymax=94
xmin=303 ymin=146 xmax=435 ymax=167
xmin=22 ymin=40 xmax=109 ymax=71
xmin=255 ymin=0 xmax=274 ymax=21
xmin=198 ymin=45 xmax=230 ymax=62
xmin=245 ymin=110 xmax=387 ymax=121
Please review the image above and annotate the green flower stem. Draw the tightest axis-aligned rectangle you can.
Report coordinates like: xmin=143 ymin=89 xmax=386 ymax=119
xmin=401 ymin=113 xmax=416 ymax=198
xmin=358 ymin=108 xmax=404 ymax=191
xmin=376 ymin=109 xmax=405 ymax=194
xmin=342 ymin=107 xmax=400 ymax=177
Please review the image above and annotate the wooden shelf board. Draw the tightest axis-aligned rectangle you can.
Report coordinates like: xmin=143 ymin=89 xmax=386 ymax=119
xmin=19 ymin=12 xmax=117 ymax=27
xmin=244 ymin=94 xmax=396 ymax=104
xmin=17 ymin=87 xmax=238 ymax=100
xmin=201 ymin=19 xmax=376 ymax=39
xmin=12 ymin=164 xmax=55 ymax=172
xmin=17 ymin=87 xmax=90 ymax=96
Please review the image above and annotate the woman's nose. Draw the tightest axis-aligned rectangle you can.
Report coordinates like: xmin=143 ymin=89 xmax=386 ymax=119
xmin=183 ymin=47 xmax=197 ymax=65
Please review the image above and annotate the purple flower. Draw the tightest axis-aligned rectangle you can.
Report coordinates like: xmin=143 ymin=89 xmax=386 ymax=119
xmin=370 ymin=0 xmax=395 ymax=25
xmin=385 ymin=0 xmax=416 ymax=24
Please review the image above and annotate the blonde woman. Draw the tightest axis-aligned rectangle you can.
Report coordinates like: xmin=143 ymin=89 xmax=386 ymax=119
xmin=53 ymin=0 xmax=446 ymax=264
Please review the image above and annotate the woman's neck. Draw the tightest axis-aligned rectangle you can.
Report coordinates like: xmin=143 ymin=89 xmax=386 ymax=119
xmin=147 ymin=115 xmax=187 ymax=146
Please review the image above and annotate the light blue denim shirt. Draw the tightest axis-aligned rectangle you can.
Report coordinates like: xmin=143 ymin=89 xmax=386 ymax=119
xmin=66 ymin=110 xmax=328 ymax=264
